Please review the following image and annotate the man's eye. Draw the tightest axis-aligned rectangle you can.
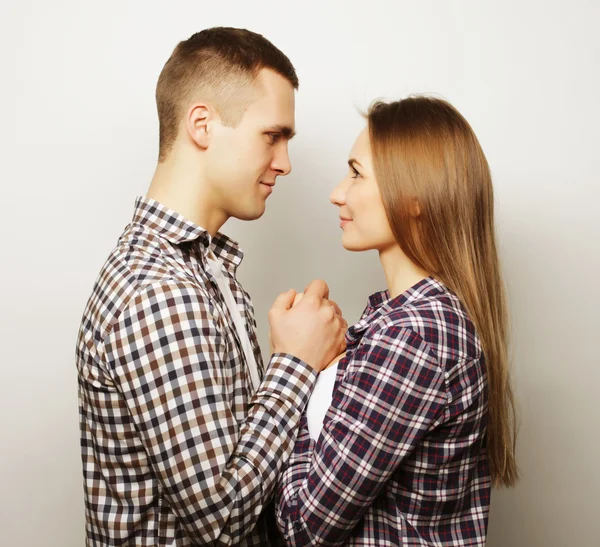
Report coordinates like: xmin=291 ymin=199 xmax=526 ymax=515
xmin=267 ymin=133 xmax=281 ymax=144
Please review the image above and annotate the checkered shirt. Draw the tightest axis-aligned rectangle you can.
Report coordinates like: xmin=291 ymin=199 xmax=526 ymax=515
xmin=76 ymin=196 xmax=316 ymax=546
xmin=275 ymin=277 xmax=491 ymax=546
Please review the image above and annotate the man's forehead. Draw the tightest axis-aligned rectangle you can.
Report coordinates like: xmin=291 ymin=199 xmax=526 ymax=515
xmin=244 ymin=71 xmax=295 ymax=130
xmin=248 ymin=99 xmax=295 ymax=133
xmin=254 ymin=70 xmax=295 ymax=103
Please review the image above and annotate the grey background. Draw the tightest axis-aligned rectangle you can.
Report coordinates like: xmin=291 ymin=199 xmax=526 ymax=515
xmin=1 ymin=1 xmax=598 ymax=545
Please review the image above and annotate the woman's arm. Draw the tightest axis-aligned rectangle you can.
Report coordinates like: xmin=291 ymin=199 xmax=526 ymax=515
xmin=275 ymin=325 xmax=448 ymax=546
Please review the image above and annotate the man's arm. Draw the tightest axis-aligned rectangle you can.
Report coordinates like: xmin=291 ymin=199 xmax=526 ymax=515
xmin=104 ymin=280 xmax=317 ymax=545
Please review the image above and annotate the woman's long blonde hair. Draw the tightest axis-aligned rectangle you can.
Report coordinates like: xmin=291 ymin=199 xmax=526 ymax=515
xmin=367 ymin=97 xmax=518 ymax=487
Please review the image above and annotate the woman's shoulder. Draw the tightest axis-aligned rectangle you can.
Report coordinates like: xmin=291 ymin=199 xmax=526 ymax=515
xmin=364 ymin=291 xmax=483 ymax=366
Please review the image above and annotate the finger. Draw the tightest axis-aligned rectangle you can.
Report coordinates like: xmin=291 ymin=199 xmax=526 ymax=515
xmin=321 ymin=302 xmax=336 ymax=320
xmin=292 ymin=292 xmax=304 ymax=307
xmin=304 ymin=279 xmax=329 ymax=300
xmin=328 ymin=299 xmax=342 ymax=316
xmin=271 ymin=289 xmax=297 ymax=310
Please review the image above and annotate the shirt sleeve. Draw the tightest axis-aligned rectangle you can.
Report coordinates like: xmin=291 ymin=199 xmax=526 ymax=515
xmin=275 ymin=325 xmax=448 ymax=546
xmin=103 ymin=280 xmax=317 ymax=546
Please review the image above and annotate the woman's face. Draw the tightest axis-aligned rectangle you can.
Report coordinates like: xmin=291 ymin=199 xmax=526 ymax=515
xmin=330 ymin=126 xmax=396 ymax=252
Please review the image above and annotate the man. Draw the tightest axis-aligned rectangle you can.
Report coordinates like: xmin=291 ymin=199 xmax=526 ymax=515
xmin=76 ymin=27 xmax=346 ymax=546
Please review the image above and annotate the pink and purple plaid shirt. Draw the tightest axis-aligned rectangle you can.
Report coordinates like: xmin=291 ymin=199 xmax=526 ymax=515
xmin=276 ymin=277 xmax=491 ymax=546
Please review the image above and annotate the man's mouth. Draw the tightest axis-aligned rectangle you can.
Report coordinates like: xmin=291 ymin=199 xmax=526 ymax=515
xmin=260 ymin=181 xmax=275 ymax=195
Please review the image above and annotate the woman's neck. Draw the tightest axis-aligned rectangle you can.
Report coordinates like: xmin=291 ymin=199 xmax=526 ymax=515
xmin=379 ymin=244 xmax=430 ymax=299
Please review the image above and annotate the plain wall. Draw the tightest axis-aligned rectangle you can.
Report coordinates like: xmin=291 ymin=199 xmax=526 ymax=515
xmin=1 ymin=1 xmax=598 ymax=545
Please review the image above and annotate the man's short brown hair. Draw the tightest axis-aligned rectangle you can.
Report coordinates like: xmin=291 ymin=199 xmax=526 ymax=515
xmin=155 ymin=27 xmax=299 ymax=162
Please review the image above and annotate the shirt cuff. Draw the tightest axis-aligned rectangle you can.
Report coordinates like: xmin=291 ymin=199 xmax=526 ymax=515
xmin=252 ymin=353 xmax=318 ymax=414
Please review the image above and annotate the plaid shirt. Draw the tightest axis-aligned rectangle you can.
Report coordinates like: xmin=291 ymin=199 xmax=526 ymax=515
xmin=276 ymin=277 xmax=491 ymax=546
xmin=76 ymin=196 xmax=317 ymax=546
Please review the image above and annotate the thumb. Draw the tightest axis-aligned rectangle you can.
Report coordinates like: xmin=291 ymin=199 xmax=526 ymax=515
xmin=304 ymin=279 xmax=329 ymax=300
xmin=272 ymin=289 xmax=297 ymax=311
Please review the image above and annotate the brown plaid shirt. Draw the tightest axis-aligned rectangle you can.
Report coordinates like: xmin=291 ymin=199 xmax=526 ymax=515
xmin=76 ymin=196 xmax=316 ymax=546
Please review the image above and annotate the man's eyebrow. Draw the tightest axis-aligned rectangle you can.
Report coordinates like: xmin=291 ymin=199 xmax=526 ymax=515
xmin=263 ymin=125 xmax=296 ymax=140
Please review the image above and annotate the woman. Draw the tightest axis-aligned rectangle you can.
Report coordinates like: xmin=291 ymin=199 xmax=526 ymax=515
xmin=274 ymin=96 xmax=518 ymax=546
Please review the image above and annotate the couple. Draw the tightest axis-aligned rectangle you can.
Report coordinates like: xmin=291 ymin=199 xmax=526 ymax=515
xmin=76 ymin=27 xmax=517 ymax=546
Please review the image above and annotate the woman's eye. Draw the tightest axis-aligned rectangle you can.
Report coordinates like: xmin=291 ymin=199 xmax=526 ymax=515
xmin=351 ymin=167 xmax=361 ymax=179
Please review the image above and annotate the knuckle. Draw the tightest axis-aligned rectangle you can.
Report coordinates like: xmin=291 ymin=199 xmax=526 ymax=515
xmin=305 ymin=294 xmax=319 ymax=306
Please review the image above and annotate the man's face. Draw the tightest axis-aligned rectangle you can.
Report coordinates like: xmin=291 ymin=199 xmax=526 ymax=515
xmin=205 ymin=68 xmax=296 ymax=221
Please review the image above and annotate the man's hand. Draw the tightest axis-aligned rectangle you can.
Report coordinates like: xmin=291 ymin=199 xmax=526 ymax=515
xmin=292 ymin=289 xmax=347 ymax=354
xmin=269 ymin=280 xmax=347 ymax=372
xmin=323 ymin=352 xmax=345 ymax=370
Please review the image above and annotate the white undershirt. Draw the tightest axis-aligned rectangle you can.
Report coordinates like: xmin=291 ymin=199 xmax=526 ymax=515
xmin=306 ymin=362 xmax=339 ymax=441
xmin=206 ymin=252 xmax=260 ymax=391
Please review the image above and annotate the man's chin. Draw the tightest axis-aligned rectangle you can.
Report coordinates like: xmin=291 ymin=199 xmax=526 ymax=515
xmin=232 ymin=205 xmax=266 ymax=222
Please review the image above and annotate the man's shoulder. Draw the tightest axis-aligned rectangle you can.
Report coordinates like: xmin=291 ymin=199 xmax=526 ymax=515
xmin=79 ymin=224 xmax=210 ymax=345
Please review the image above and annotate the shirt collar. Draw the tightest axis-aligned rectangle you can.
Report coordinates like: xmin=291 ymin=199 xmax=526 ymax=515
xmin=132 ymin=196 xmax=244 ymax=273
xmin=346 ymin=276 xmax=447 ymax=342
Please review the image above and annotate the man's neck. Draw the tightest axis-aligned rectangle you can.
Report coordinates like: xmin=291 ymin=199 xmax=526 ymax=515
xmin=147 ymin=158 xmax=228 ymax=237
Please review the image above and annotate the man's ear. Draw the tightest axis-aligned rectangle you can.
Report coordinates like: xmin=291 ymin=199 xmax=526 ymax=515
xmin=185 ymin=103 xmax=217 ymax=150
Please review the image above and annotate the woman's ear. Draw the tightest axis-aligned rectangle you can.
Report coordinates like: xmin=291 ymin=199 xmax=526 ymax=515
xmin=410 ymin=197 xmax=421 ymax=217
